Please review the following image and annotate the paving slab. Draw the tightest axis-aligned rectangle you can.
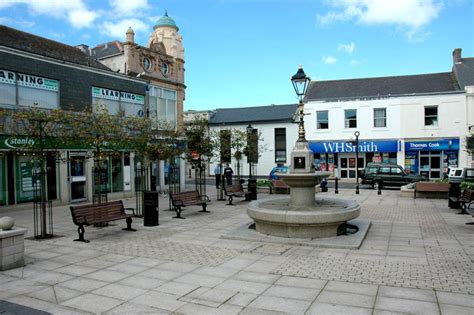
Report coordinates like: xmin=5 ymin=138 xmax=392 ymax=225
xmin=0 ymin=188 xmax=473 ymax=314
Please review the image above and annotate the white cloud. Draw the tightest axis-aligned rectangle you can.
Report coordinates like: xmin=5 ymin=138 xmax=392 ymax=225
xmin=338 ymin=42 xmax=355 ymax=54
xmin=101 ymin=19 xmax=148 ymax=38
xmin=109 ymin=0 xmax=149 ymax=17
xmin=322 ymin=56 xmax=337 ymax=64
xmin=350 ymin=59 xmax=361 ymax=66
xmin=318 ymin=0 xmax=442 ymax=38
xmin=0 ymin=0 xmax=99 ymax=28
xmin=0 ymin=16 xmax=35 ymax=28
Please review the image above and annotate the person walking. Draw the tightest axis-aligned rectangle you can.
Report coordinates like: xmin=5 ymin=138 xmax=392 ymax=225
xmin=214 ymin=164 xmax=221 ymax=189
xmin=224 ymin=163 xmax=234 ymax=186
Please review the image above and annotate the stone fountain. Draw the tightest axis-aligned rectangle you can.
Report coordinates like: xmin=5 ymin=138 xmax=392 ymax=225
xmin=247 ymin=65 xmax=360 ymax=239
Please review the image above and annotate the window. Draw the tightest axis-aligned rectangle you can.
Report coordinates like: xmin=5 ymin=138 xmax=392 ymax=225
xmin=274 ymin=128 xmax=286 ymax=163
xmin=374 ymin=108 xmax=386 ymax=127
xmin=344 ymin=109 xmax=357 ymax=128
xmin=149 ymin=86 xmax=177 ymax=129
xmin=0 ymin=69 xmax=59 ymax=109
xmin=425 ymin=106 xmax=438 ymax=126
xmin=316 ymin=111 xmax=329 ymax=129
xmin=92 ymin=87 xmax=145 ymax=116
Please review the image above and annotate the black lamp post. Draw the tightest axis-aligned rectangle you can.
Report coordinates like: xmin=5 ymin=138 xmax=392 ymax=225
xmin=291 ymin=65 xmax=311 ymax=142
xmin=354 ymin=131 xmax=360 ymax=194
xmin=246 ymin=123 xmax=254 ymax=178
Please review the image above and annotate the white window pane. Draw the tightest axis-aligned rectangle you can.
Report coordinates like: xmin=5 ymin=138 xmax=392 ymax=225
xmin=163 ymin=89 xmax=176 ymax=100
xmin=122 ymin=101 xmax=143 ymax=116
xmin=18 ymin=86 xmax=58 ymax=109
xmin=0 ymin=83 xmax=16 ymax=107
xmin=93 ymin=98 xmax=120 ymax=115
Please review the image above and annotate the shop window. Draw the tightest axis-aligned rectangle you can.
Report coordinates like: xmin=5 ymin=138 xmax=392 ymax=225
xmin=149 ymin=86 xmax=177 ymax=129
xmin=373 ymin=108 xmax=386 ymax=127
xmin=0 ymin=70 xmax=59 ymax=109
xmin=344 ymin=109 xmax=357 ymax=128
xmin=274 ymin=128 xmax=286 ymax=163
xmin=317 ymin=111 xmax=329 ymax=129
xmin=424 ymin=106 xmax=438 ymax=126
xmin=92 ymin=87 xmax=145 ymax=116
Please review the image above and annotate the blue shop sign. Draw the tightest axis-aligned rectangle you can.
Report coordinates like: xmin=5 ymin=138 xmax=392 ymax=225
xmin=405 ymin=138 xmax=459 ymax=151
xmin=309 ymin=139 xmax=400 ymax=153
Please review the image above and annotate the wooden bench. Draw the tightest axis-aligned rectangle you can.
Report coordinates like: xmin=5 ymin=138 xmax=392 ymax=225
xmin=414 ymin=182 xmax=449 ymax=199
xmin=70 ymin=200 xmax=136 ymax=243
xmin=270 ymin=179 xmax=290 ymax=194
xmin=169 ymin=190 xmax=209 ymax=219
xmin=449 ymin=188 xmax=474 ymax=216
xmin=224 ymin=184 xmax=248 ymax=205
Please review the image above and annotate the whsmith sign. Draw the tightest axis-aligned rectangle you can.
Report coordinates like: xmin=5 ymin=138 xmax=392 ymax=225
xmin=309 ymin=140 xmax=400 ymax=153
xmin=0 ymin=69 xmax=59 ymax=91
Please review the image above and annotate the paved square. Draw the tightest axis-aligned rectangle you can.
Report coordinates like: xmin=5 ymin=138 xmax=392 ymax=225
xmin=0 ymin=187 xmax=473 ymax=314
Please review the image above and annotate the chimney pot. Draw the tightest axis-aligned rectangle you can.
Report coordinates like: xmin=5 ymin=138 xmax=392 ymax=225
xmin=453 ymin=48 xmax=462 ymax=64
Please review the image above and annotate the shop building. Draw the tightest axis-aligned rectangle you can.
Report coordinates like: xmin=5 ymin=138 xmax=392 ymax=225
xmin=304 ymin=48 xmax=473 ymax=181
xmin=80 ymin=12 xmax=186 ymax=190
xmin=207 ymin=104 xmax=298 ymax=178
xmin=0 ymin=25 xmax=147 ymax=205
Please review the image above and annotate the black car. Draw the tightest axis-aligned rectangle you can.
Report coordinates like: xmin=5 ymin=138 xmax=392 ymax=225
xmin=361 ymin=162 xmax=427 ymax=189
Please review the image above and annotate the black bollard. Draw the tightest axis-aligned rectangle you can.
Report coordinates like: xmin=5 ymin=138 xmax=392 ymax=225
xmin=377 ymin=184 xmax=382 ymax=195
xmin=356 ymin=184 xmax=359 ymax=194
xmin=335 ymin=177 xmax=339 ymax=194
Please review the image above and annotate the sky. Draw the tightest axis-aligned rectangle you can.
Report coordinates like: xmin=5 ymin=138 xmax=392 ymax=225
xmin=0 ymin=0 xmax=473 ymax=111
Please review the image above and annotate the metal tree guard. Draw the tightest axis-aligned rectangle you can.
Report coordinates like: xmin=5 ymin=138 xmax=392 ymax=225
xmin=168 ymin=161 xmax=181 ymax=210
xmin=193 ymin=158 xmax=206 ymax=198
xmin=92 ymin=165 xmax=108 ymax=204
xmin=32 ymin=161 xmax=53 ymax=239
xmin=134 ymin=165 xmax=149 ymax=217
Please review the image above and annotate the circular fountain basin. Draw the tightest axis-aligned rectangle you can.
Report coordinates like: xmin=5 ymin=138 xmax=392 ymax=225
xmin=247 ymin=197 xmax=360 ymax=239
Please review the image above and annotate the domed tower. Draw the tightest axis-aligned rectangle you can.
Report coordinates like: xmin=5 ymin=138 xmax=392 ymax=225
xmin=148 ymin=11 xmax=184 ymax=81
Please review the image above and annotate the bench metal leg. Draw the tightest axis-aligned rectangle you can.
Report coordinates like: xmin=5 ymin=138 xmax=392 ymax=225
xmin=74 ymin=225 xmax=90 ymax=243
xmin=173 ymin=207 xmax=185 ymax=219
xmin=457 ymin=203 xmax=470 ymax=215
xmin=199 ymin=203 xmax=210 ymax=213
xmin=123 ymin=217 xmax=137 ymax=231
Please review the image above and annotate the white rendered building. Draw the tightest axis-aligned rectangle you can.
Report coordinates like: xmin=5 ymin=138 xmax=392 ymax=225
xmin=304 ymin=48 xmax=474 ymax=180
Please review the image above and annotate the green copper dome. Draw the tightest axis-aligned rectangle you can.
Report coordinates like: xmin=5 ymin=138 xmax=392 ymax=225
xmin=153 ymin=11 xmax=179 ymax=31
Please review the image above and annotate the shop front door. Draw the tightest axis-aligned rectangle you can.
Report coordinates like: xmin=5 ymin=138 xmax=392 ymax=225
xmin=70 ymin=155 xmax=87 ymax=202
xmin=339 ymin=154 xmax=365 ymax=179
xmin=419 ymin=151 xmax=441 ymax=180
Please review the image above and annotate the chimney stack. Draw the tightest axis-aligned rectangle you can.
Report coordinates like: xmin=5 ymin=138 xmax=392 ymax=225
xmin=126 ymin=27 xmax=135 ymax=43
xmin=453 ymin=48 xmax=462 ymax=64
xmin=76 ymin=44 xmax=89 ymax=54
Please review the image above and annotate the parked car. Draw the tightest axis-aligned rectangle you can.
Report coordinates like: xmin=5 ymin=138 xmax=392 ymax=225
xmin=269 ymin=165 xmax=289 ymax=180
xmin=361 ymin=162 xmax=427 ymax=189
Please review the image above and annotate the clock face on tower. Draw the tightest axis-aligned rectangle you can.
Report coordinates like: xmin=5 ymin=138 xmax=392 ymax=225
xmin=143 ymin=57 xmax=152 ymax=71
xmin=161 ymin=62 xmax=169 ymax=75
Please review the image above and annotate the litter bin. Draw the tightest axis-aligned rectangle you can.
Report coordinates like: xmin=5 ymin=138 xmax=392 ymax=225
xmin=143 ymin=191 xmax=159 ymax=226
xmin=246 ymin=178 xmax=257 ymax=201
xmin=448 ymin=168 xmax=465 ymax=209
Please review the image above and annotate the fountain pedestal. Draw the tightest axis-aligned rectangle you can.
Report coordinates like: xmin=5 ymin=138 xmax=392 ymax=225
xmin=247 ymin=141 xmax=361 ymax=239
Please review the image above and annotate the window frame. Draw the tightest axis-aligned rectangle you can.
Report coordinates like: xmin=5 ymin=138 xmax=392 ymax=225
xmin=274 ymin=128 xmax=287 ymax=163
xmin=373 ymin=108 xmax=386 ymax=128
xmin=344 ymin=109 xmax=357 ymax=129
xmin=424 ymin=105 xmax=438 ymax=126
xmin=316 ymin=110 xmax=329 ymax=129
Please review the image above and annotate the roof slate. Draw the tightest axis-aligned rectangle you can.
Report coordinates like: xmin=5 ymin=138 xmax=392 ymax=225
xmin=209 ymin=104 xmax=297 ymax=125
xmin=305 ymin=72 xmax=460 ymax=101
xmin=454 ymin=58 xmax=474 ymax=89
xmin=0 ymin=25 xmax=111 ymax=71
xmin=89 ymin=41 xmax=123 ymax=59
